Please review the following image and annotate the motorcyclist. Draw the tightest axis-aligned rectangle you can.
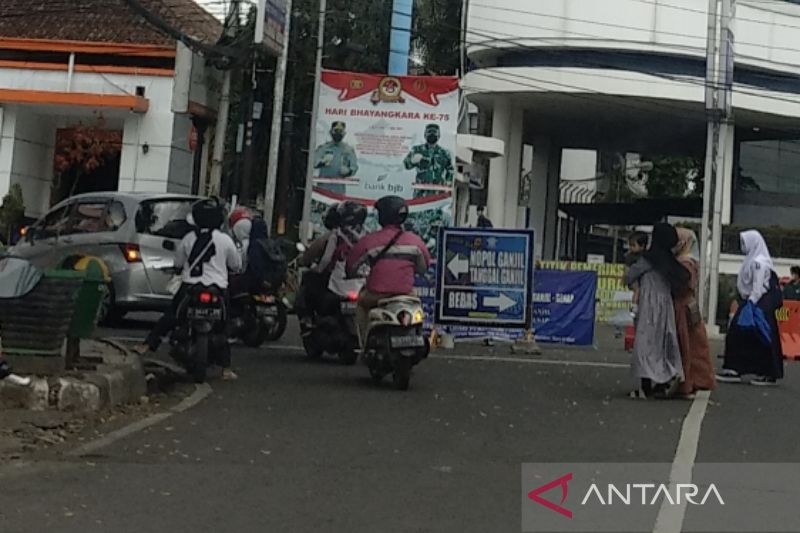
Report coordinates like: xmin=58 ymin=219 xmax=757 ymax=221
xmin=229 ymin=207 xmax=253 ymax=269
xmin=346 ymin=195 xmax=431 ymax=345
xmin=296 ymin=205 xmax=341 ymax=329
xmin=137 ymin=198 xmax=242 ymax=380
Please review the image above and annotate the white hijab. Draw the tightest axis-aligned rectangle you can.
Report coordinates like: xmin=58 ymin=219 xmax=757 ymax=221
xmin=738 ymin=230 xmax=773 ymax=302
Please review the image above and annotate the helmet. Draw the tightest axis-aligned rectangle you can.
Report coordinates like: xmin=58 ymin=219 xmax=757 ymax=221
xmin=229 ymin=207 xmax=252 ymax=228
xmin=191 ymin=198 xmax=224 ymax=230
xmin=374 ymin=195 xmax=408 ymax=227
xmin=323 ymin=204 xmax=341 ymax=230
xmin=337 ymin=201 xmax=367 ymax=227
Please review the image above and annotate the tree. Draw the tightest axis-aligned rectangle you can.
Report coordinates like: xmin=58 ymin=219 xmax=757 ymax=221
xmin=0 ymin=183 xmax=25 ymax=245
xmin=641 ymin=155 xmax=703 ymax=199
xmin=412 ymin=0 xmax=462 ymax=75
xmin=52 ymin=118 xmax=122 ymax=203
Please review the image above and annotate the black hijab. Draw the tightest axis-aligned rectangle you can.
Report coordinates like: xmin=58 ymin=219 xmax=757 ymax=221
xmin=643 ymin=223 xmax=690 ymax=293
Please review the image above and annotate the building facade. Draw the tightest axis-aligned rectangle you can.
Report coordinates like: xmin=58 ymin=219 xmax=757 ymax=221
xmin=463 ymin=0 xmax=800 ymax=261
xmin=0 ymin=0 xmax=223 ymax=219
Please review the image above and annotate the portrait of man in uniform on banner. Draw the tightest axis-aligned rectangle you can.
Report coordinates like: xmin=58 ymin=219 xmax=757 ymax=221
xmin=403 ymin=123 xmax=454 ymax=198
xmin=312 ymin=121 xmax=359 ymax=195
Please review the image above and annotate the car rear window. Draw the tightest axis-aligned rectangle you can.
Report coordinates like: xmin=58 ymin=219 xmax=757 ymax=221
xmin=135 ymin=200 xmax=194 ymax=240
xmin=64 ymin=201 xmax=127 ymax=234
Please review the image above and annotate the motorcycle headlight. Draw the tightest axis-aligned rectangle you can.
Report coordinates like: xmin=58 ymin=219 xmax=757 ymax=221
xmin=413 ymin=310 xmax=424 ymax=324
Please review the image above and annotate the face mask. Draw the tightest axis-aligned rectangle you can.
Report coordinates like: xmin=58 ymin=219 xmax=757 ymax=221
xmin=426 ymin=134 xmax=439 ymax=144
xmin=332 ymin=132 xmax=344 ymax=142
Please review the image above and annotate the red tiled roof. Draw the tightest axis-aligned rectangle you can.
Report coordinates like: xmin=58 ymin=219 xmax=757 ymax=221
xmin=0 ymin=0 xmax=222 ymax=47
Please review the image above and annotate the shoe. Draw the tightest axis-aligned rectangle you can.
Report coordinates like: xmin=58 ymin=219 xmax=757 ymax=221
xmin=222 ymin=368 xmax=239 ymax=381
xmin=716 ymin=369 xmax=742 ymax=383
xmin=750 ymin=376 xmax=777 ymax=387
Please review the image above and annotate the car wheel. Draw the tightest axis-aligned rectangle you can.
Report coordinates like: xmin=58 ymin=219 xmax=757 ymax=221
xmin=98 ymin=283 xmax=125 ymax=326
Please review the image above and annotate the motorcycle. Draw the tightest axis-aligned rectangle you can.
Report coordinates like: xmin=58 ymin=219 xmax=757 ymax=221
xmin=169 ymin=284 xmax=227 ymax=383
xmin=363 ymin=296 xmax=429 ymax=390
xmin=301 ymin=289 xmax=361 ymax=365
xmin=228 ymin=284 xmax=282 ymax=348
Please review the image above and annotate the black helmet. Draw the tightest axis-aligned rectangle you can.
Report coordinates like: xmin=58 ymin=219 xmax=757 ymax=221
xmin=374 ymin=195 xmax=408 ymax=226
xmin=191 ymin=198 xmax=224 ymax=230
xmin=323 ymin=204 xmax=341 ymax=230
xmin=337 ymin=201 xmax=367 ymax=227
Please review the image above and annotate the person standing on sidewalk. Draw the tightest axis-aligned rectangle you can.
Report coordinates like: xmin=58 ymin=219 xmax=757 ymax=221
xmin=624 ymin=223 xmax=687 ymax=399
xmin=782 ymin=266 xmax=800 ymax=300
xmin=673 ymin=228 xmax=716 ymax=396
xmin=718 ymin=230 xmax=784 ymax=386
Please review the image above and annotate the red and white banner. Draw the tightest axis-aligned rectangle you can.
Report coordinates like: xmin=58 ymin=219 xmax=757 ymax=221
xmin=310 ymin=70 xmax=459 ymax=250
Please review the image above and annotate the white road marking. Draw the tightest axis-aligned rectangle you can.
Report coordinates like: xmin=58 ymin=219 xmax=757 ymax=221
xmin=652 ymin=390 xmax=711 ymax=533
xmin=67 ymin=383 xmax=213 ymax=457
xmin=433 ymin=353 xmax=628 ymax=369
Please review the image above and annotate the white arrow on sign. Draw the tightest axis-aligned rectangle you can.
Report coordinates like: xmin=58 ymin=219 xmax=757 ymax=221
xmin=448 ymin=254 xmax=469 ymax=277
xmin=483 ymin=293 xmax=516 ymax=312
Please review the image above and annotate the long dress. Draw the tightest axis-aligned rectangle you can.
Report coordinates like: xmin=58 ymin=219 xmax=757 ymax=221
xmin=673 ymin=258 xmax=716 ymax=393
xmin=625 ymin=258 xmax=683 ymax=385
xmin=723 ymin=271 xmax=784 ymax=379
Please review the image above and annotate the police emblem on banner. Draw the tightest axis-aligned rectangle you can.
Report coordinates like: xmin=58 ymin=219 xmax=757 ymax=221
xmin=371 ymin=77 xmax=405 ymax=105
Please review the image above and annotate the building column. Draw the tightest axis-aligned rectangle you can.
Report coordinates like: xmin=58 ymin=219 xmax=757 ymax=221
xmin=502 ymin=110 xmax=524 ymax=228
xmin=721 ymin=122 xmax=735 ymax=225
xmin=487 ymin=99 xmax=510 ymax=227
xmin=0 ymin=106 xmax=13 ymax=202
xmin=528 ymin=136 xmax=561 ymax=260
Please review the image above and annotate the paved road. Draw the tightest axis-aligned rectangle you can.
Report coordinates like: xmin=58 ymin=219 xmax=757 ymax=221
xmin=2 ymin=319 xmax=798 ymax=533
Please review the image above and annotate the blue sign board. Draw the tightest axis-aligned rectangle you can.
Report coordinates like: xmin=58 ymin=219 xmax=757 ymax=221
xmin=532 ymin=270 xmax=597 ymax=346
xmin=435 ymin=227 xmax=534 ymax=327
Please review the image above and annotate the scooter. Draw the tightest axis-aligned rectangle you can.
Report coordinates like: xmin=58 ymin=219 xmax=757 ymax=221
xmin=170 ymin=284 xmax=227 ymax=383
xmin=363 ymin=296 xmax=429 ymax=390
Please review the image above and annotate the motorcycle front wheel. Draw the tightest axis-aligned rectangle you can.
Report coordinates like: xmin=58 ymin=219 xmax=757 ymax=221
xmin=241 ymin=320 xmax=268 ymax=348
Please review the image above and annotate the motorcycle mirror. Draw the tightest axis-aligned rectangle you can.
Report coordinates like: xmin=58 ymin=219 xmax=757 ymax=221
xmin=296 ymin=242 xmax=306 ymax=253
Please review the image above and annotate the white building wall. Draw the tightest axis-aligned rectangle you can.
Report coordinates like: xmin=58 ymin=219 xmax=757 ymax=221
xmin=167 ymin=113 xmax=194 ymax=194
xmin=0 ymin=106 xmax=13 ymax=203
xmin=10 ymin=110 xmax=55 ymax=218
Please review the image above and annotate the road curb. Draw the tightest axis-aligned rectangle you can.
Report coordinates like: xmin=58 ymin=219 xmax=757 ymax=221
xmin=0 ymin=338 xmax=146 ymax=413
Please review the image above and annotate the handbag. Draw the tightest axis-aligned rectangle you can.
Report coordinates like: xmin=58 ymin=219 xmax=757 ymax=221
xmin=736 ymin=300 xmax=772 ymax=345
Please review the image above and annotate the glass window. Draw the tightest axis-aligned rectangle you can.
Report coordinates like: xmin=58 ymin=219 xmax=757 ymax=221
xmin=61 ymin=201 xmax=127 ymax=235
xmin=33 ymin=204 xmax=71 ymax=239
xmin=739 ymin=140 xmax=800 ymax=195
xmin=135 ymin=199 xmax=194 ymax=240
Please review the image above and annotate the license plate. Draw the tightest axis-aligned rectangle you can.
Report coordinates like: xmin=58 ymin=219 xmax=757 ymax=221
xmin=188 ymin=307 xmax=222 ymax=320
xmin=390 ymin=335 xmax=425 ymax=349
xmin=340 ymin=301 xmax=357 ymax=314
xmin=257 ymin=305 xmax=279 ymax=317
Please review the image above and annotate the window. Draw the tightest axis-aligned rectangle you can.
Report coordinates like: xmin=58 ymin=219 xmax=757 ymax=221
xmin=739 ymin=140 xmax=800 ymax=195
xmin=61 ymin=201 xmax=127 ymax=235
xmin=135 ymin=199 xmax=194 ymax=240
xmin=33 ymin=204 xmax=71 ymax=239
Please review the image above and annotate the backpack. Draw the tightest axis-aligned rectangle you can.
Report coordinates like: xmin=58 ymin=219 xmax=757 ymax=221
xmin=248 ymin=238 xmax=288 ymax=289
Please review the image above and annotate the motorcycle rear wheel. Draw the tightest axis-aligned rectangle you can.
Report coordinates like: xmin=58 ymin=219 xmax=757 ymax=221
xmin=265 ymin=304 xmax=288 ymax=341
xmin=392 ymin=358 xmax=412 ymax=391
xmin=191 ymin=334 xmax=209 ymax=383
xmin=241 ymin=322 xmax=268 ymax=348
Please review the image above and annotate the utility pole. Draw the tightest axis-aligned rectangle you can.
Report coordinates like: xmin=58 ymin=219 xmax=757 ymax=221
xmin=300 ymin=0 xmax=328 ymax=242
xmin=209 ymin=0 xmax=240 ymax=197
xmin=262 ymin=0 xmax=293 ymax=231
xmin=699 ymin=0 xmax=735 ymax=329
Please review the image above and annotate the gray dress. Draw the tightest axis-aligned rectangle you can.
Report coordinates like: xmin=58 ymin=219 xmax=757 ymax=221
xmin=625 ymin=258 xmax=684 ymax=384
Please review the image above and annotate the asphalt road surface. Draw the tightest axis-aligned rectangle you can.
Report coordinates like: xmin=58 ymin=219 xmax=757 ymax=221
xmin=1 ymin=318 xmax=798 ymax=533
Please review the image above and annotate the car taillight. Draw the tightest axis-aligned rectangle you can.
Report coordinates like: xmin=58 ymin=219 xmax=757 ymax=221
xmin=199 ymin=291 xmax=213 ymax=304
xmin=347 ymin=291 xmax=359 ymax=302
xmin=120 ymin=243 xmax=141 ymax=263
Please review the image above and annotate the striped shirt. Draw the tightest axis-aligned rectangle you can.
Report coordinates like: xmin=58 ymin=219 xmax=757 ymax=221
xmin=346 ymin=225 xmax=431 ymax=295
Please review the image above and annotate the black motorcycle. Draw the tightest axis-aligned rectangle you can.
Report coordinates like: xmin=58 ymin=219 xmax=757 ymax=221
xmin=228 ymin=289 xmax=283 ymax=348
xmin=170 ymin=284 xmax=227 ymax=383
xmin=301 ymin=290 xmax=360 ymax=365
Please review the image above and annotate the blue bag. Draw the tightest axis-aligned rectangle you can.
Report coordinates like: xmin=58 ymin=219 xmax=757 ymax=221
xmin=737 ymin=300 xmax=772 ymax=346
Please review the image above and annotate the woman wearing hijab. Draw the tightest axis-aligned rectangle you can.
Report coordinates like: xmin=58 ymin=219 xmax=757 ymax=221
xmin=718 ymin=230 xmax=784 ymax=386
xmin=624 ymin=223 xmax=688 ymax=398
xmin=673 ymin=228 xmax=716 ymax=396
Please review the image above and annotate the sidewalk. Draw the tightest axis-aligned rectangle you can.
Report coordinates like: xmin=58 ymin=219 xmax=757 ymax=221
xmin=0 ymin=338 xmax=146 ymax=412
